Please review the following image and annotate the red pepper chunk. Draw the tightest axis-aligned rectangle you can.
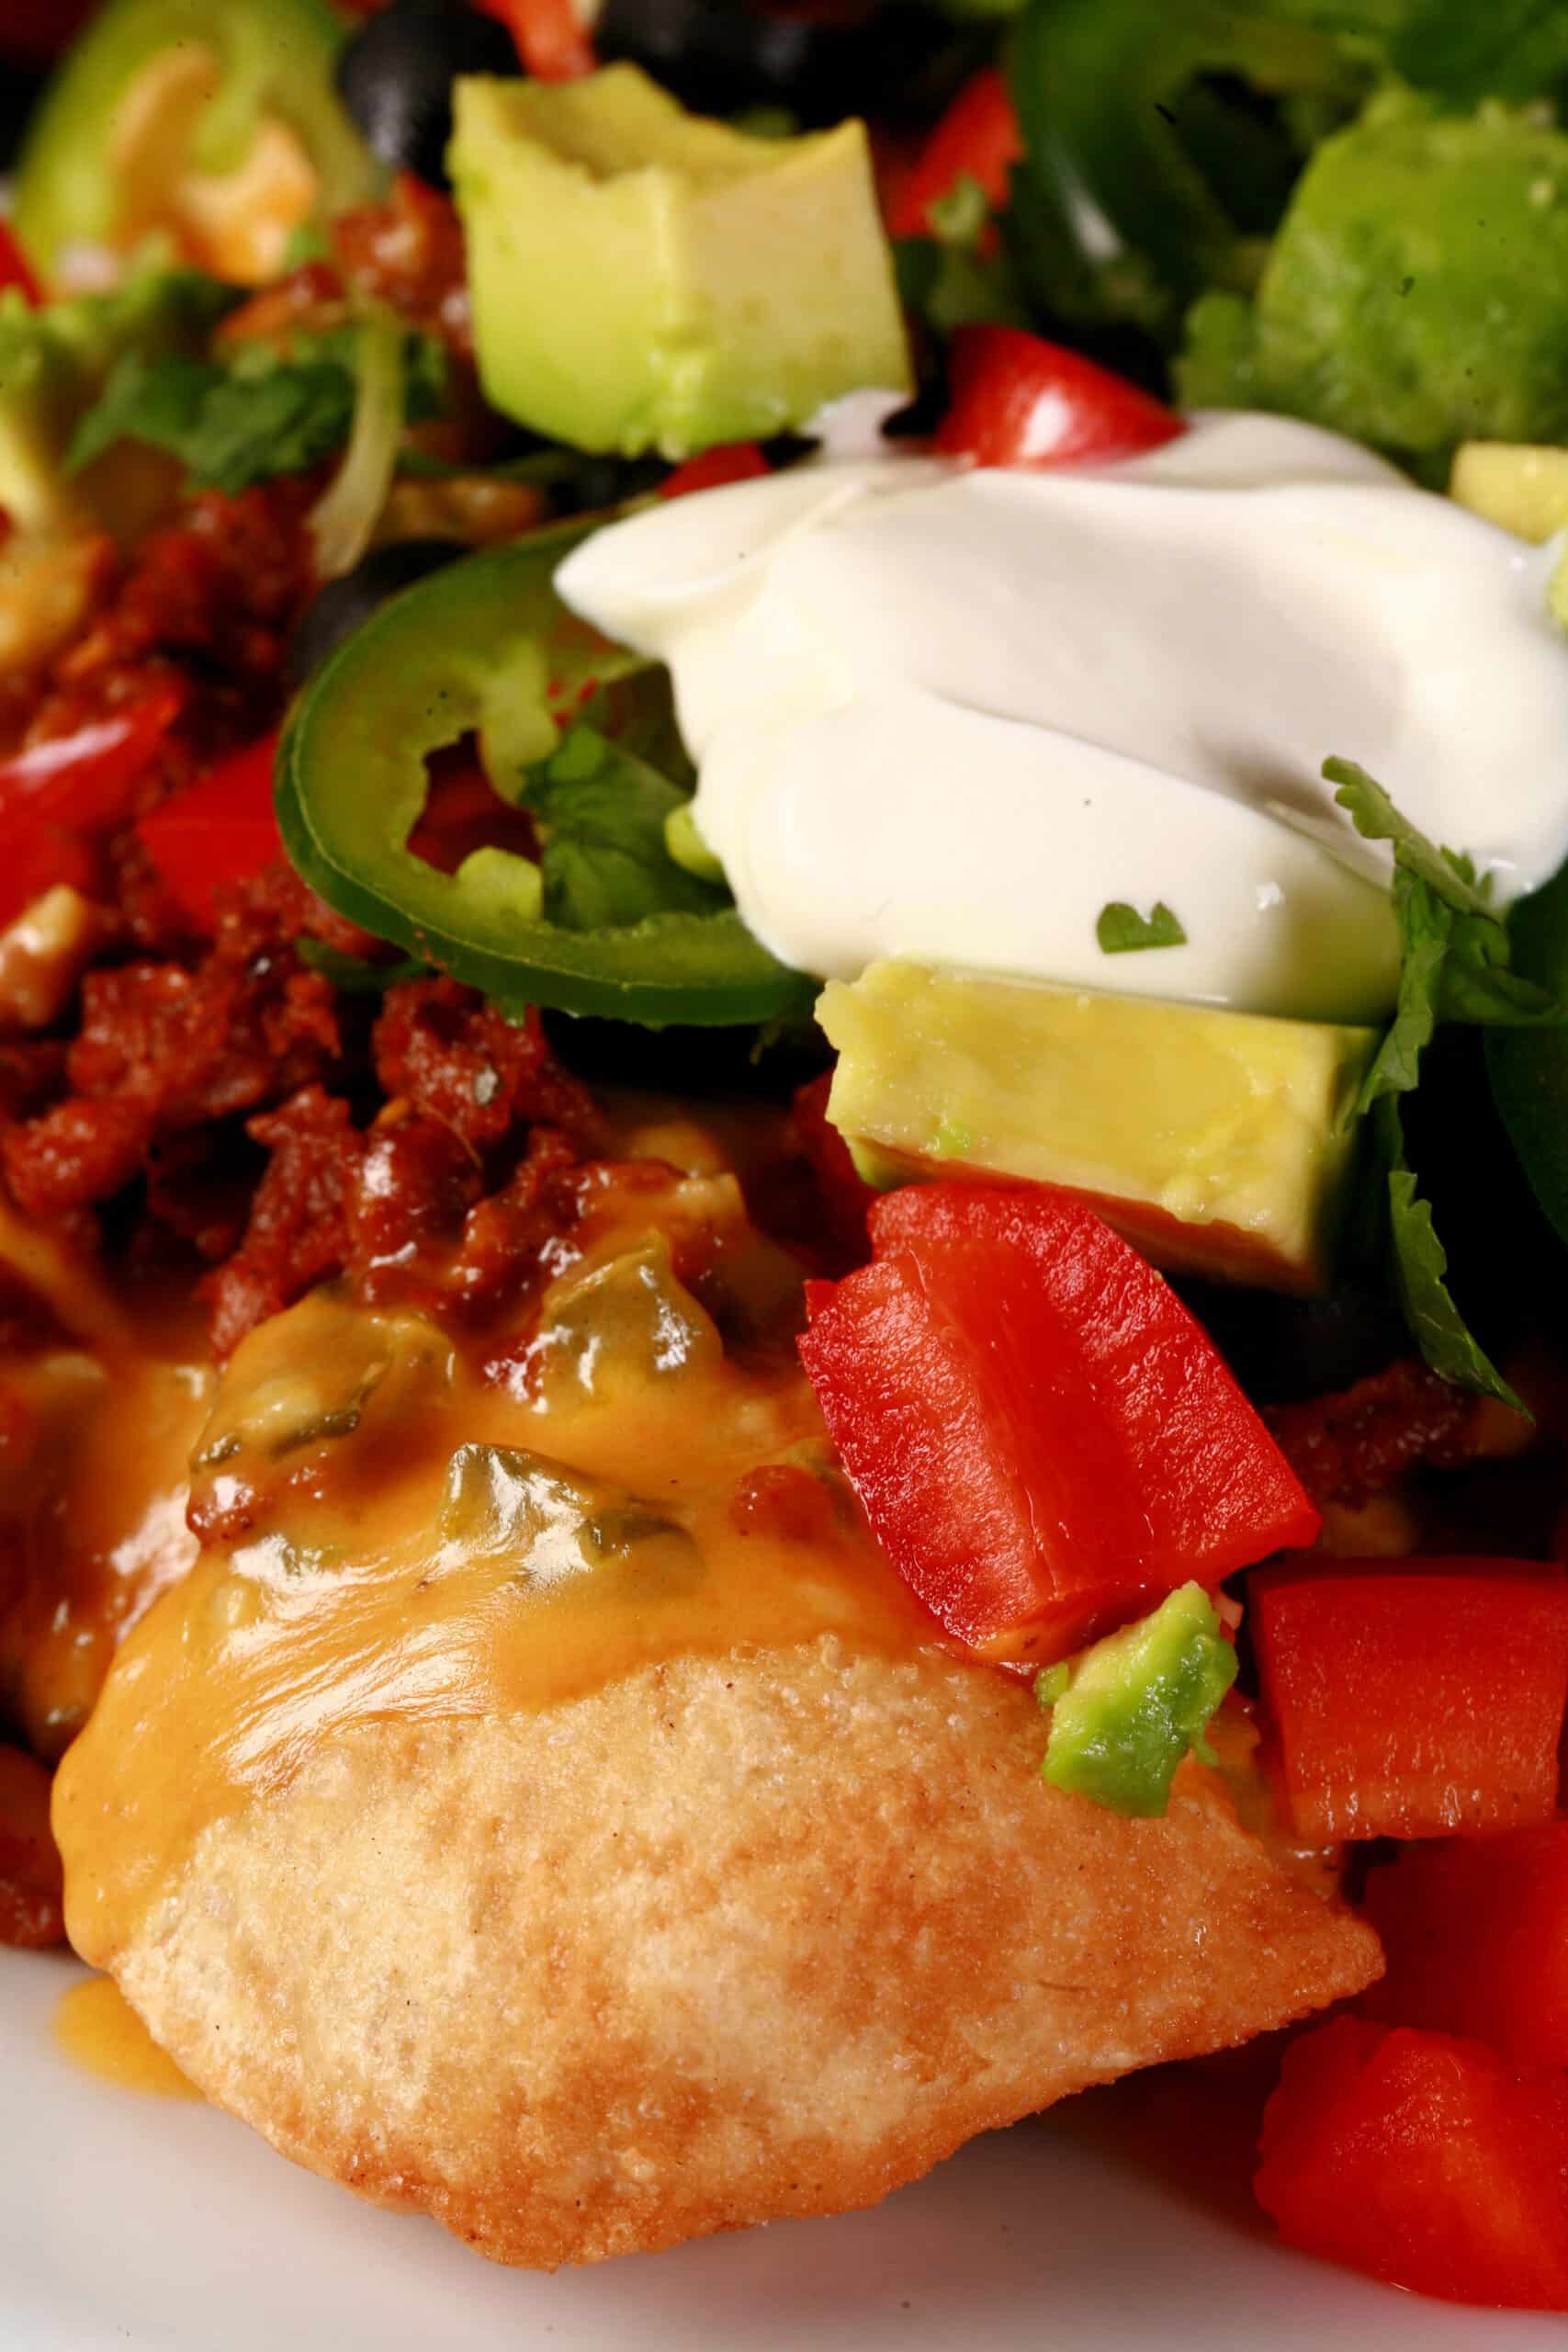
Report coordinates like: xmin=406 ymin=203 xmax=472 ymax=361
xmin=884 ymin=67 xmax=1022 ymax=241
xmin=0 ymin=687 xmax=185 ymax=929
xmin=477 ymin=0 xmax=594 ymax=79
xmin=798 ymin=1182 xmax=1317 ymax=1661
xmin=1255 ymin=2017 xmax=1568 ymax=2311
xmin=1360 ymin=1825 xmax=1568 ymax=2066
xmin=1251 ymin=1560 xmax=1568 ymax=1842
xmin=0 ymin=221 xmax=43 ymax=307
xmin=935 ymin=325 xmax=1186 ymax=470
xmin=136 ymin=732 xmax=282 ymax=934
xmin=658 ymin=444 xmax=771 ymax=501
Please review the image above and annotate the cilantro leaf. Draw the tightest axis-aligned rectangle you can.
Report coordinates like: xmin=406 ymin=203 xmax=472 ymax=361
xmin=892 ymin=170 xmax=1030 ymax=337
xmin=1332 ymin=757 xmax=1538 ymax=1409
xmin=1328 ymin=756 xmax=1496 ymax=922
xmin=295 ymin=940 xmax=430 ymax=992
xmin=1096 ymin=899 xmax=1188 ymax=953
xmin=67 ymin=350 xmax=220 ymax=478
xmin=521 ymin=726 xmax=728 ymax=934
xmin=1370 ymin=1099 xmax=1524 ymax=1412
xmin=67 ymin=326 xmax=446 ymax=500
xmin=1331 ymin=756 xmax=1567 ymax=1099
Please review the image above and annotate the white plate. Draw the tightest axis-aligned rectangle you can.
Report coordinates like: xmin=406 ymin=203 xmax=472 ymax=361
xmin=3 ymin=1946 xmax=1560 ymax=2351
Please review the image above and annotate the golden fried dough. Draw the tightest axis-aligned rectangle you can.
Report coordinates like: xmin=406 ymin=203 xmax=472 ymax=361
xmin=80 ymin=1637 xmax=1379 ymax=2267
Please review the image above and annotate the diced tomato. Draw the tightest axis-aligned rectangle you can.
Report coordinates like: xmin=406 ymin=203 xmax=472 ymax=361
xmin=934 ymin=325 xmax=1186 ymax=469
xmin=1255 ymin=2017 xmax=1568 ymax=2311
xmin=136 ymin=732 xmax=282 ymax=934
xmin=1359 ymin=1825 xmax=1568 ymax=2065
xmin=659 ymin=444 xmax=772 ymax=501
xmin=477 ymin=0 xmax=595 ymax=79
xmin=798 ymin=1182 xmax=1318 ymax=1660
xmin=0 ymin=827 xmax=100 ymax=930
xmin=0 ymin=222 xmax=42 ymax=308
xmin=0 ymin=688 xmax=185 ymax=927
xmin=1251 ymin=1559 xmax=1568 ymax=1842
xmin=0 ymin=685 xmax=183 ymax=836
xmin=791 ymin=1070 xmax=875 ymax=1265
xmin=885 ymin=68 xmax=1022 ymax=242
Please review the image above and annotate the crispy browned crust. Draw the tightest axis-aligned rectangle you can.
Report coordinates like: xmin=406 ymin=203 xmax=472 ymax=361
xmin=104 ymin=1638 xmax=1381 ymax=2267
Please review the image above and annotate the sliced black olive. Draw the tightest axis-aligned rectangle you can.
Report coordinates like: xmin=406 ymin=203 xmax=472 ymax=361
xmin=336 ymin=0 xmax=520 ymax=190
xmin=287 ymin=538 xmax=466 ymax=690
xmin=593 ymin=0 xmax=987 ymax=131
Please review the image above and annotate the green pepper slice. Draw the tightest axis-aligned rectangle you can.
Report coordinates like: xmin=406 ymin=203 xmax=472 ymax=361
xmin=15 ymin=0 xmax=379 ymax=290
xmin=1004 ymin=0 xmax=1373 ymax=323
xmin=277 ymin=524 xmax=816 ymax=1030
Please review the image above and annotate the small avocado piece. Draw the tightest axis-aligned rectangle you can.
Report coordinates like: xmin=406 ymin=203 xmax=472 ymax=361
xmin=1178 ymin=92 xmax=1568 ymax=481
xmin=818 ymin=961 xmax=1378 ymax=1295
xmin=0 ymin=269 xmax=233 ymax=534
xmin=449 ymin=64 xmax=911 ymax=458
xmin=1037 ymin=1583 xmax=1238 ymax=1820
xmin=1450 ymin=442 xmax=1568 ymax=543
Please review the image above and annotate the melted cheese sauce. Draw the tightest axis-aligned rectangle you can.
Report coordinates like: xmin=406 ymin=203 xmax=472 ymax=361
xmin=0 ymin=1224 xmax=213 ymax=1762
xmin=55 ymin=1223 xmax=942 ymax=1967
xmin=54 ymin=1973 xmax=200 ymax=2099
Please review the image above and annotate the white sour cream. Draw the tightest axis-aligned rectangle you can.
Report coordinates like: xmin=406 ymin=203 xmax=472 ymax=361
xmin=557 ymin=410 xmax=1568 ymax=1023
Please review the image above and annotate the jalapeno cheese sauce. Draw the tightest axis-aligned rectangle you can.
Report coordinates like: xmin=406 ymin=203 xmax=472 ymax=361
xmin=51 ymin=1145 xmax=942 ymax=1963
xmin=558 ymin=407 xmax=1568 ymax=1024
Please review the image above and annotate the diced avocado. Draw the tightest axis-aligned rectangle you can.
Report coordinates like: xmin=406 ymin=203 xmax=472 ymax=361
xmin=1178 ymin=93 xmax=1568 ymax=481
xmin=0 ymin=268 xmax=233 ymax=533
xmin=818 ymin=960 xmax=1378 ymax=1294
xmin=1037 ymin=1583 xmax=1238 ymax=1819
xmin=449 ymin=65 xmax=911 ymax=458
xmin=1451 ymin=442 xmax=1568 ymax=543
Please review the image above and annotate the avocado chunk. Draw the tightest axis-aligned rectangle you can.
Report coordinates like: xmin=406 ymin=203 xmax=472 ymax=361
xmin=1178 ymin=92 xmax=1568 ymax=481
xmin=449 ymin=64 xmax=911 ymax=458
xmin=817 ymin=960 xmax=1378 ymax=1294
xmin=0 ymin=268 xmax=233 ymax=533
xmin=1450 ymin=443 xmax=1568 ymax=543
xmin=1037 ymin=1583 xmax=1238 ymax=1820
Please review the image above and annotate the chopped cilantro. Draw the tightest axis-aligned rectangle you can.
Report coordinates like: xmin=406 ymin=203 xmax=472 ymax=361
xmin=295 ymin=940 xmax=430 ymax=993
xmin=521 ymin=725 xmax=729 ymax=933
xmin=1096 ymin=899 xmax=1188 ymax=953
xmin=67 ymin=323 xmax=446 ymax=500
xmin=1329 ymin=756 xmax=1550 ymax=1410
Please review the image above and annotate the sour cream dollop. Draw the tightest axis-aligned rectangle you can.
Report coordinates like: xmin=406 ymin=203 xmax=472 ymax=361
xmin=557 ymin=410 xmax=1568 ymax=1023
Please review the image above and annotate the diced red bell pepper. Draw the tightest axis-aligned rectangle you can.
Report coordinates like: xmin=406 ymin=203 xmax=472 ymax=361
xmin=659 ymin=444 xmax=772 ymax=501
xmin=136 ymin=731 xmax=282 ymax=933
xmin=798 ymin=1181 xmax=1318 ymax=1661
xmin=884 ymin=67 xmax=1023 ymax=242
xmin=0 ymin=222 xmax=43 ymax=308
xmin=1251 ymin=1559 xmax=1568 ymax=1842
xmin=1255 ymin=2017 xmax=1568 ymax=2311
xmin=1359 ymin=1825 xmax=1568 ymax=2065
xmin=0 ymin=684 xmax=183 ymax=836
xmin=0 ymin=687 xmax=184 ymax=928
xmin=934 ymin=324 xmax=1186 ymax=469
xmin=477 ymin=0 xmax=595 ymax=79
